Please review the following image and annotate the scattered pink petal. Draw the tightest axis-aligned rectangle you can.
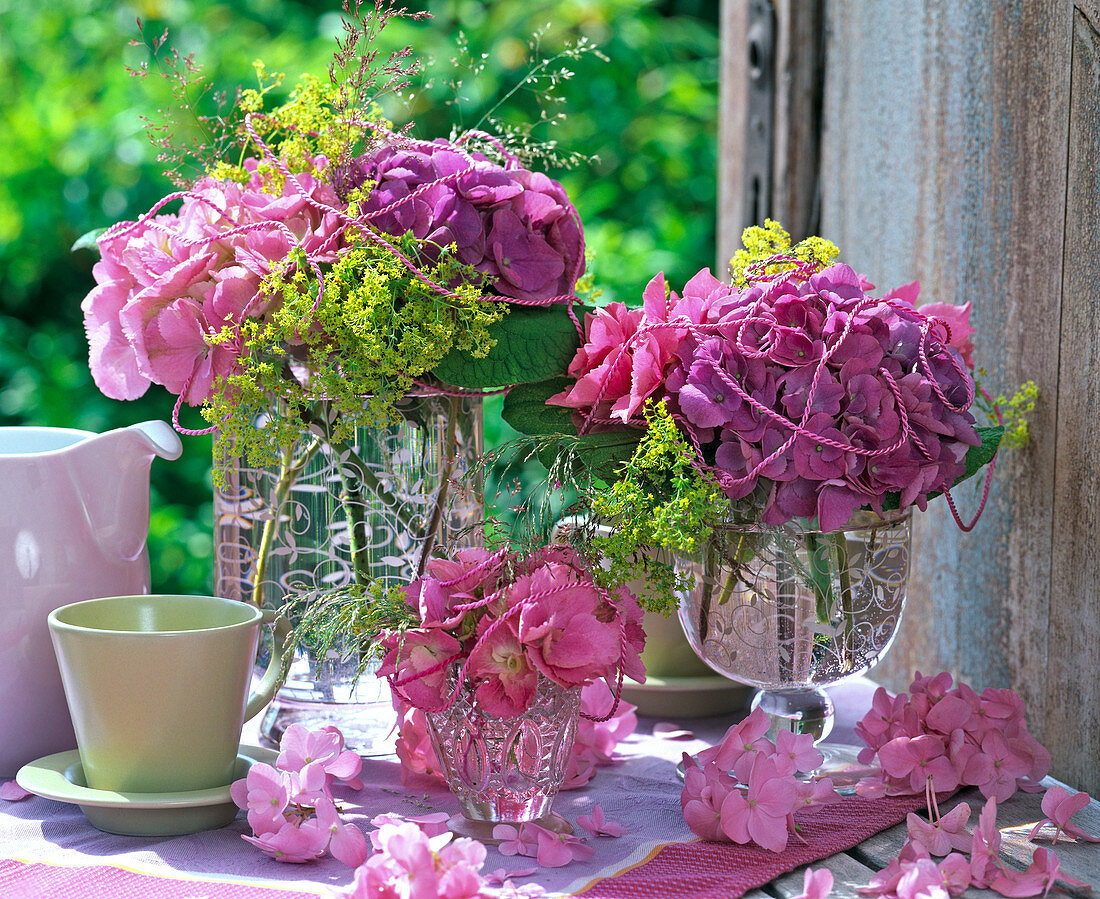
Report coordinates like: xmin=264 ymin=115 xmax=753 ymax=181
xmin=1027 ymin=784 xmax=1100 ymax=844
xmin=0 ymin=781 xmax=31 ymax=801
xmin=653 ymin=722 xmax=695 ymax=740
xmin=906 ymin=802 xmax=972 ymax=856
xmin=793 ymin=867 xmax=834 ymax=899
xmin=494 ymin=823 xmax=540 ymax=859
xmin=530 ymin=824 xmax=594 ymax=867
xmin=577 ymin=804 xmax=626 ymax=838
xmin=485 ymin=866 xmax=537 ymax=885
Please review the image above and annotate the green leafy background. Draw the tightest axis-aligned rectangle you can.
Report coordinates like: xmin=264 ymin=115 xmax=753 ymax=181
xmin=0 ymin=0 xmax=719 ymax=594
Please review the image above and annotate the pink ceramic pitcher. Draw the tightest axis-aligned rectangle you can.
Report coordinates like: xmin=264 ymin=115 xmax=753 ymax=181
xmin=0 ymin=421 xmax=182 ymax=776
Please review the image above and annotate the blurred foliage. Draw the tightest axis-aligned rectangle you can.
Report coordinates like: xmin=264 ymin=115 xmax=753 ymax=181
xmin=0 ymin=0 xmax=718 ymax=594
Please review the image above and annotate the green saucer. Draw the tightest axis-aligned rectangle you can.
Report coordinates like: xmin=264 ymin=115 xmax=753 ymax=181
xmin=16 ymin=744 xmax=277 ymax=837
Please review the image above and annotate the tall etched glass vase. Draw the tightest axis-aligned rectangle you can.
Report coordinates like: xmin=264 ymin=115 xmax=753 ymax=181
xmin=214 ymin=393 xmax=482 ymax=755
xmin=677 ymin=509 xmax=911 ymax=786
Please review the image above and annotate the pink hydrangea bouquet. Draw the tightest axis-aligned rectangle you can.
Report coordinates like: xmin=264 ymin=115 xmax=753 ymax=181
xmin=377 ymin=544 xmax=645 ymax=715
xmin=77 ymin=3 xmax=598 ymax=476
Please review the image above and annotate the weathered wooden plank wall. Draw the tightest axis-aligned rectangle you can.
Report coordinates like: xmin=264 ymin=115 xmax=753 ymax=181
xmin=718 ymin=0 xmax=1100 ymax=791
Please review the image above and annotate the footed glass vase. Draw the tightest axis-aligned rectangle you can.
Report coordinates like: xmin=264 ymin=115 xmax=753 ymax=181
xmin=423 ymin=667 xmax=582 ymax=840
xmin=214 ymin=393 xmax=482 ymax=755
xmin=676 ymin=509 xmax=911 ymax=786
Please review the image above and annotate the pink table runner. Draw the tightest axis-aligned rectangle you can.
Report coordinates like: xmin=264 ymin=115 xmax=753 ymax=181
xmin=1 ymin=681 xmax=903 ymax=898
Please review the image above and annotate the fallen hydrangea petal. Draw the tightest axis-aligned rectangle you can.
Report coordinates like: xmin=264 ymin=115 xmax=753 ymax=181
xmin=485 ymin=867 xmax=538 ymax=885
xmin=494 ymin=824 xmax=540 ymax=858
xmin=792 ymin=867 xmax=833 ymax=899
xmin=497 ymin=881 xmax=548 ymax=898
xmin=0 ymin=781 xmax=31 ymax=801
xmin=906 ymin=802 xmax=972 ymax=856
xmin=531 ymin=824 xmax=595 ymax=867
xmin=1027 ymin=784 xmax=1100 ymax=844
xmin=577 ymin=804 xmax=627 ymax=837
xmin=652 ymin=722 xmax=695 ymax=740
xmin=989 ymin=847 xmax=1086 ymax=898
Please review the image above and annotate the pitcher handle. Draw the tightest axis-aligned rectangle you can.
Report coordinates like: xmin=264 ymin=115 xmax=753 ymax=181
xmin=245 ymin=610 xmax=294 ymax=722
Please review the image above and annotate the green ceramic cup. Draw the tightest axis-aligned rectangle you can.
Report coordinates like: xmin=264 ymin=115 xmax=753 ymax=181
xmin=47 ymin=594 xmax=292 ymax=794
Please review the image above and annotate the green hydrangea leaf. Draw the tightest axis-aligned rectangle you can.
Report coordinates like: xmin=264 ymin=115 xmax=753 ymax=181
xmin=882 ymin=425 xmax=1004 ymax=511
xmin=432 ymin=304 xmax=588 ymax=388
xmin=72 ymin=228 xmax=107 ymax=254
xmin=501 ymin=377 xmax=577 ymax=435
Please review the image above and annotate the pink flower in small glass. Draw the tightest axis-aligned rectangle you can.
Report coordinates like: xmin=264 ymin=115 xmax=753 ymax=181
xmin=514 ymin=562 xmax=623 ymax=688
xmin=793 ymin=867 xmax=834 ymax=899
xmin=1027 ymin=785 xmax=1100 ymax=844
xmin=377 ymin=628 xmax=463 ymax=710
xmin=577 ymin=804 xmax=627 ymax=838
xmin=464 ymin=615 xmax=539 ymax=717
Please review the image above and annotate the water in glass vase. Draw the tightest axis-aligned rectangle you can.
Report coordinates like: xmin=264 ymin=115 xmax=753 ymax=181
xmin=214 ymin=393 xmax=482 ymax=755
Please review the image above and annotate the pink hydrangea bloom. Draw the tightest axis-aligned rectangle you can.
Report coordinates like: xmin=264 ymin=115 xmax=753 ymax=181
xmin=514 ymin=562 xmax=622 ymax=688
xmin=549 ymin=260 xmax=981 ymax=531
xmin=83 ymin=161 xmax=345 ymax=407
xmin=377 ymin=628 xmax=463 ymax=710
xmin=855 ymin=673 xmax=1050 ymax=801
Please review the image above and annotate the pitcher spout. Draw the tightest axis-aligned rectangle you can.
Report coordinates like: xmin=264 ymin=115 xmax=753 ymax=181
xmin=66 ymin=420 xmax=183 ymax=563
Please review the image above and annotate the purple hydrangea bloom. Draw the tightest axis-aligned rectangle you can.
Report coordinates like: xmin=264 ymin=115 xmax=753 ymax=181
xmin=338 ymin=140 xmax=585 ymax=303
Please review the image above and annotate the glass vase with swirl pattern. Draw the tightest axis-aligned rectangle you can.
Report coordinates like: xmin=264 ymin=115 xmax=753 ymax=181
xmin=214 ymin=392 xmax=482 ymax=756
xmin=677 ymin=508 xmax=910 ymax=785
